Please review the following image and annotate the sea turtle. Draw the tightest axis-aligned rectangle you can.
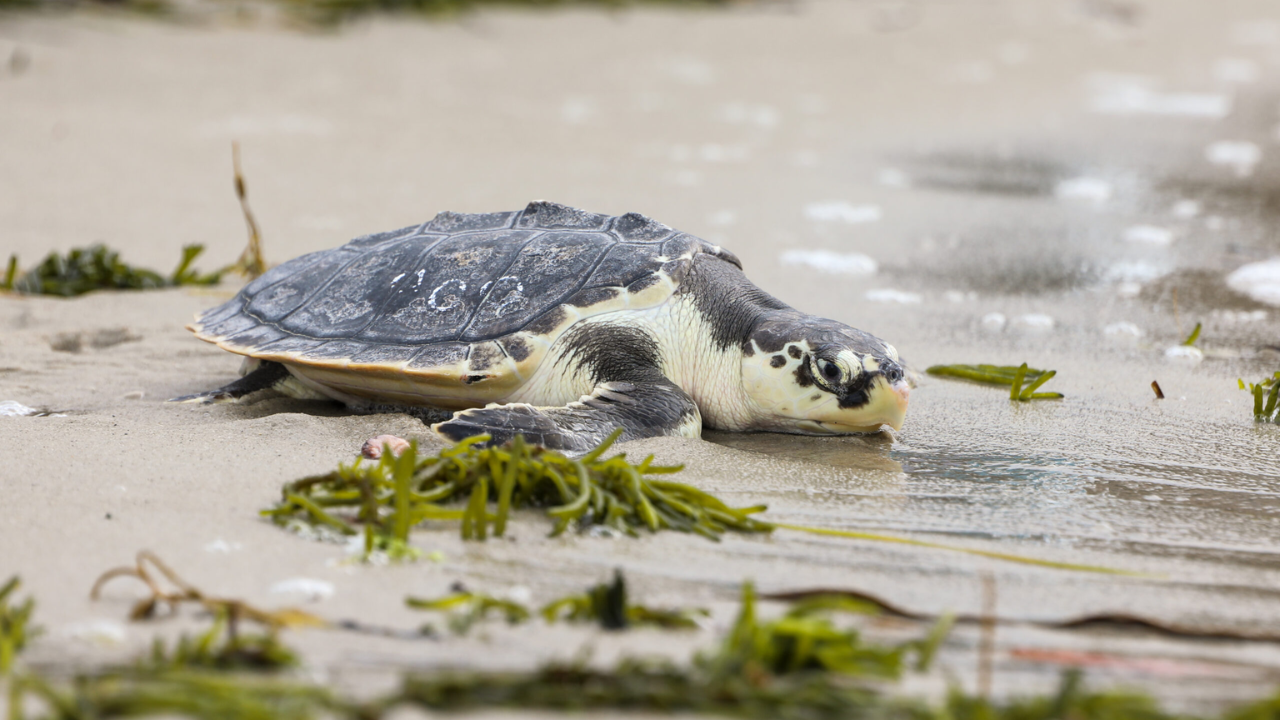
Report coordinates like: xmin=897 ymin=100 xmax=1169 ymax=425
xmin=178 ymin=201 xmax=910 ymax=453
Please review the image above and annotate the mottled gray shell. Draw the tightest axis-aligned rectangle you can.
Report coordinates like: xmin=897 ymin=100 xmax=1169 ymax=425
xmin=190 ymin=201 xmax=739 ymax=406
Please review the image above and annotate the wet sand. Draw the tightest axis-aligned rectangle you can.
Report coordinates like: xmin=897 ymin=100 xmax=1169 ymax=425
xmin=3 ymin=0 xmax=1280 ymax=712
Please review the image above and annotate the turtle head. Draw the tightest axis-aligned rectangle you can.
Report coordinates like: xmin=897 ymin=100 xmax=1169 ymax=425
xmin=741 ymin=314 xmax=909 ymax=434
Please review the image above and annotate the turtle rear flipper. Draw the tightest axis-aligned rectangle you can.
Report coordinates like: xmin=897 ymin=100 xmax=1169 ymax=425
xmin=433 ymin=380 xmax=701 ymax=455
xmin=169 ymin=360 xmax=291 ymax=404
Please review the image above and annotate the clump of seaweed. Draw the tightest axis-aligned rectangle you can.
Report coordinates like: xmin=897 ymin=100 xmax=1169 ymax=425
xmin=541 ymin=570 xmax=707 ymax=630
xmin=0 ymin=244 xmax=221 ymax=297
xmin=406 ymin=584 xmax=532 ymax=635
xmin=90 ymin=551 xmax=323 ymax=670
xmin=926 ymin=363 xmax=1064 ymax=401
xmin=401 ymin=582 xmax=950 ymax=716
xmin=407 ymin=571 xmax=707 ymax=633
xmin=0 ymin=576 xmax=40 ymax=675
xmin=1238 ymin=372 xmax=1280 ymax=423
xmin=228 ymin=142 xmax=268 ymax=280
xmin=264 ymin=430 xmax=773 ymax=556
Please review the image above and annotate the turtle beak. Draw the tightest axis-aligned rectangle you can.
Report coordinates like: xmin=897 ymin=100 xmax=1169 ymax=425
xmin=855 ymin=376 xmax=909 ymax=432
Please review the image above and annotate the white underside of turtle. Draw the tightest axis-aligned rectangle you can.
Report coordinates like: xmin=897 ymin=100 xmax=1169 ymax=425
xmin=176 ymin=201 xmax=910 ymax=454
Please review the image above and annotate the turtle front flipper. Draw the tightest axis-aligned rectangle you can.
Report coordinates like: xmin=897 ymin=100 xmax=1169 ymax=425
xmin=169 ymin=360 xmax=291 ymax=404
xmin=433 ymin=380 xmax=701 ymax=454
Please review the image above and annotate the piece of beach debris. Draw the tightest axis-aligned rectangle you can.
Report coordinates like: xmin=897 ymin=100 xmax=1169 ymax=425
xmin=1151 ymin=381 xmax=1164 ymax=399
xmin=91 ymin=551 xmax=325 ymax=632
xmin=1238 ymin=372 xmax=1280 ymax=423
xmin=2 ymin=244 xmax=221 ymax=297
xmin=0 ymin=576 xmax=39 ymax=674
xmin=229 ymin=142 xmax=268 ymax=279
xmin=0 ymin=401 xmax=63 ymax=418
xmin=925 ymin=363 xmax=1063 ymax=400
xmin=49 ymin=328 xmax=140 ymax=353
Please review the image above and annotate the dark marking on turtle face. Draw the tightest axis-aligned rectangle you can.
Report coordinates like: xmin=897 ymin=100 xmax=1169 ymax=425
xmin=407 ymin=342 xmax=469 ymax=370
xmin=464 ymin=374 xmax=486 ymax=385
xmin=742 ymin=342 xmax=754 ymax=357
xmin=468 ymin=342 xmax=503 ymax=371
xmin=568 ymin=286 xmax=619 ymax=308
xmin=810 ymin=394 xmax=822 ymax=401
xmin=769 ymin=355 xmax=786 ymax=368
xmin=612 ymin=212 xmax=673 ymax=242
xmin=837 ymin=378 xmax=872 ymax=409
xmin=558 ymin=323 xmax=661 ymax=384
xmin=793 ymin=361 xmax=815 ymax=388
xmin=498 ymin=335 xmax=532 ymax=362
xmin=787 ymin=346 xmax=802 ymax=359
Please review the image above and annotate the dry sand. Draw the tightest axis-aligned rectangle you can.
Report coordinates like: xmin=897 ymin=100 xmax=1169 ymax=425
xmin=3 ymin=0 xmax=1280 ymax=713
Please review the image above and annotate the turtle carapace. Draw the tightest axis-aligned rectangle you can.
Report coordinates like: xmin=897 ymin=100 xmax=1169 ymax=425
xmin=178 ymin=201 xmax=910 ymax=453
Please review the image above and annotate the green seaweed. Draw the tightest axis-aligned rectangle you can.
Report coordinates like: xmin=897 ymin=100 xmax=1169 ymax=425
xmin=541 ymin=569 xmax=708 ymax=630
xmin=264 ymin=429 xmax=773 ymax=557
xmin=927 ymin=363 xmax=1064 ymax=401
xmin=0 ymin=577 xmax=39 ymax=675
xmin=1238 ymin=372 xmax=1280 ymax=423
xmin=2 ymin=244 xmax=221 ymax=297
xmin=1181 ymin=321 xmax=1202 ymax=347
xmin=406 ymin=587 xmax=531 ymax=634
xmin=408 ymin=571 xmax=707 ymax=633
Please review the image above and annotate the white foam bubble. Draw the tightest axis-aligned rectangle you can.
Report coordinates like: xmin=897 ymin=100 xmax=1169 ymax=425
xmin=1055 ymin=177 xmax=1113 ymax=202
xmin=0 ymin=401 xmax=39 ymax=417
xmin=980 ymin=312 xmax=1007 ymax=332
xmin=719 ymin=103 xmax=779 ymax=128
xmin=1210 ymin=309 xmax=1268 ymax=324
xmin=780 ymin=249 xmax=878 ymax=276
xmin=1123 ymin=225 xmax=1174 ymax=245
xmin=1214 ymin=57 xmax=1260 ymax=84
xmin=1206 ymin=141 xmax=1261 ymax=177
xmin=64 ymin=620 xmax=127 ymax=646
xmin=1103 ymin=321 xmax=1143 ymax=337
xmin=1171 ymin=200 xmax=1201 ymax=219
xmin=269 ymin=578 xmax=335 ymax=602
xmin=1164 ymin=346 xmax=1204 ymax=364
xmin=1012 ymin=314 xmax=1056 ymax=333
xmin=804 ymin=202 xmax=882 ymax=224
xmin=1226 ymin=257 xmax=1280 ymax=306
xmin=1087 ymin=74 xmax=1231 ymax=118
xmin=878 ymin=168 xmax=911 ymax=188
xmin=865 ymin=289 xmax=921 ymax=304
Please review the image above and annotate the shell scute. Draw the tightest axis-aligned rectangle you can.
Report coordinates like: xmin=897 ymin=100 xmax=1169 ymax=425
xmin=612 ymin=212 xmax=673 ymax=243
xmin=350 ymin=344 xmax=422 ymax=366
xmin=407 ymin=342 xmax=470 ymax=371
xmin=346 ymin=224 xmax=424 ymax=248
xmin=281 ymin=240 xmax=428 ymax=338
xmin=426 ymin=211 xmax=518 ymax=234
xmin=589 ymin=242 xmax=665 ymax=287
xmin=358 ymin=230 xmax=534 ymax=344
xmin=516 ymin=201 xmax=610 ymax=231
xmin=461 ymin=231 xmax=609 ymax=341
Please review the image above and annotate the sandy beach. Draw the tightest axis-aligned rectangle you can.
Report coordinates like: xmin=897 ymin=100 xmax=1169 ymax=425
xmin=3 ymin=0 xmax=1280 ymax=713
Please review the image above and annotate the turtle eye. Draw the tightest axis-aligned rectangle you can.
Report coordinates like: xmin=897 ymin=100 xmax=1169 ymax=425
xmin=816 ymin=358 xmax=842 ymax=385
